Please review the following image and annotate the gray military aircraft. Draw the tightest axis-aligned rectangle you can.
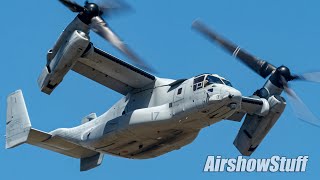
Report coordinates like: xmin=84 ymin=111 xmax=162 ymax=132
xmin=6 ymin=0 xmax=320 ymax=171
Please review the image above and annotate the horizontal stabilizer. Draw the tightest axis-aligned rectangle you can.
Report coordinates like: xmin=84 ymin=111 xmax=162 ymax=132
xmin=6 ymin=90 xmax=98 ymax=160
xmin=27 ymin=129 xmax=97 ymax=159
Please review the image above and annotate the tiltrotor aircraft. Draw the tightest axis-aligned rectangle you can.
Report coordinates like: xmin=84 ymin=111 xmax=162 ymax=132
xmin=6 ymin=0 xmax=320 ymax=171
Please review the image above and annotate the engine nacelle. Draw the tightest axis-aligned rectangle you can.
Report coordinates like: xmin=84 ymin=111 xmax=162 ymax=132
xmin=38 ymin=30 xmax=90 ymax=95
xmin=233 ymin=95 xmax=286 ymax=156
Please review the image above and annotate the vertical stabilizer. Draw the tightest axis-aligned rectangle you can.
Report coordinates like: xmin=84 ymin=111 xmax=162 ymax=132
xmin=6 ymin=90 xmax=31 ymax=149
xmin=5 ymin=90 xmax=101 ymax=171
xmin=80 ymin=153 xmax=104 ymax=171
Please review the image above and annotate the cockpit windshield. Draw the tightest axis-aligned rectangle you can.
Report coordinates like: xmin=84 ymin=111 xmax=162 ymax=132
xmin=206 ymin=75 xmax=224 ymax=85
xmin=205 ymin=75 xmax=233 ymax=87
xmin=193 ymin=74 xmax=233 ymax=91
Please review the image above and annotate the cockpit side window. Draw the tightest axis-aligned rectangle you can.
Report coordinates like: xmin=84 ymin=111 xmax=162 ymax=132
xmin=222 ymin=79 xmax=233 ymax=87
xmin=193 ymin=75 xmax=205 ymax=91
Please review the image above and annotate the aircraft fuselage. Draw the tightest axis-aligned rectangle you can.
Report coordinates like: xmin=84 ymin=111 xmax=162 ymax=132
xmin=51 ymin=77 xmax=242 ymax=159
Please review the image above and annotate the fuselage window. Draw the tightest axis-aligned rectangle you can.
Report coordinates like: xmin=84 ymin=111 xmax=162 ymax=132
xmin=193 ymin=75 xmax=205 ymax=91
xmin=177 ymin=88 xmax=182 ymax=95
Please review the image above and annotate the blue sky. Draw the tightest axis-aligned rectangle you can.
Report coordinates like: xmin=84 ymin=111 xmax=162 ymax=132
xmin=1 ymin=0 xmax=320 ymax=179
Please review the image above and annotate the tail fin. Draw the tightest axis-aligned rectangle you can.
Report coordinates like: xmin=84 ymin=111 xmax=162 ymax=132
xmin=6 ymin=90 xmax=32 ymax=149
xmin=6 ymin=90 xmax=102 ymax=171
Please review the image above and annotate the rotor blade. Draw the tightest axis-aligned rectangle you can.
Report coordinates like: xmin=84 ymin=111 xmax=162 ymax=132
xmin=59 ymin=0 xmax=84 ymax=12
xmin=281 ymin=77 xmax=320 ymax=127
xmin=93 ymin=0 xmax=132 ymax=17
xmin=192 ymin=20 xmax=276 ymax=78
xmin=296 ymin=72 xmax=320 ymax=83
xmin=90 ymin=16 xmax=155 ymax=72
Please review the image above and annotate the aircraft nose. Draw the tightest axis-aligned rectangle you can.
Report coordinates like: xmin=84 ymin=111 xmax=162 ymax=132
xmin=223 ymin=87 xmax=241 ymax=99
xmin=221 ymin=87 xmax=242 ymax=106
xmin=206 ymin=86 xmax=242 ymax=119
xmin=208 ymin=86 xmax=242 ymax=104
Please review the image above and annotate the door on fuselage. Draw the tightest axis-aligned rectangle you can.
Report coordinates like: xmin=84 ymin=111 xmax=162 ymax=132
xmin=172 ymin=83 xmax=186 ymax=115
xmin=193 ymin=75 xmax=208 ymax=109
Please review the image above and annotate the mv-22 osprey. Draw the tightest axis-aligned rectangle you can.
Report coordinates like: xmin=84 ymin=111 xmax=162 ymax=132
xmin=6 ymin=0 xmax=320 ymax=171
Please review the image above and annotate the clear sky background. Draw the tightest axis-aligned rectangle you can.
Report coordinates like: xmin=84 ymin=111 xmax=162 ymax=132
xmin=1 ymin=0 xmax=320 ymax=179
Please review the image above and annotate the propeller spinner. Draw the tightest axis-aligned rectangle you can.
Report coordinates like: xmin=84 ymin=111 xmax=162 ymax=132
xmin=192 ymin=20 xmax=320 ymax=127
xmin=58 ymin=0 xmax=154 ymax=72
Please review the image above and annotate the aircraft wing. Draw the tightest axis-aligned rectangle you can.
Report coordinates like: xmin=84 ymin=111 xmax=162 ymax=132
xmin=72 ymin=46 xmax=156 ymax=95
xmin=226 ymin=96 xmax=268 ymax=122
